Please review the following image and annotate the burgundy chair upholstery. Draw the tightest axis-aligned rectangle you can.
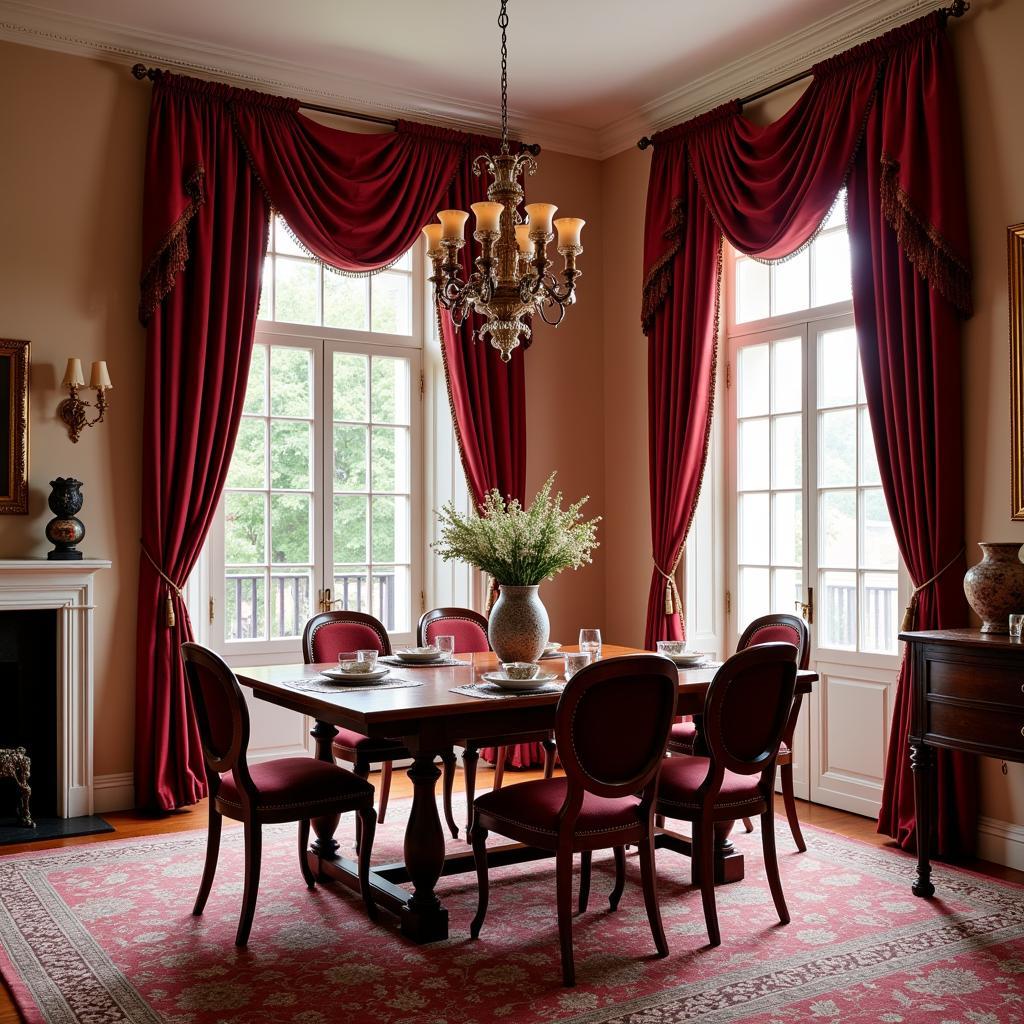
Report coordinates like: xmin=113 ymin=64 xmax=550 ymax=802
xmin=469 ymin=654 xmax=677 ymax=986
xmin=418 ymin=607 xmax=556 ymax=841
xmin=302 ymin=611 xmax=408 ymax=828
xmin=180 ymin=642 xmax=376 ymax=946
xmin=667 ymin=612 xmax=810 ymax=851
xmin=656 ymin=642 xmax=798 ymax=947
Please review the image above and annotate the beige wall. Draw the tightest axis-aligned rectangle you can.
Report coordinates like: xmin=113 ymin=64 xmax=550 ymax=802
xmin=0 ymin=41 xmax=148 ymax=780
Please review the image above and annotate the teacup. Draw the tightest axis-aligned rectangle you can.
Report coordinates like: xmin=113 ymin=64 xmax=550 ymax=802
xmin=656 ymin=640 xmax=687 ymax=657
xmin=501 ymin=662 xmax=540 ymax=680
xmin=337 ymin=653 xmax=373 ymax=674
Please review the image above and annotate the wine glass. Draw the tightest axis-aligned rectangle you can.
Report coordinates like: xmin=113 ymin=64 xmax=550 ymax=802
xmin=578 ymin=628 xmax=602 ymax=658
xmin=563 ymin=650 xmax=593 ymax=679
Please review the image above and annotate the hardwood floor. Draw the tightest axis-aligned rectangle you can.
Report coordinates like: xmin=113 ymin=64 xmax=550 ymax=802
xmin=1 ymin=763 xmax=1021 ymax=1022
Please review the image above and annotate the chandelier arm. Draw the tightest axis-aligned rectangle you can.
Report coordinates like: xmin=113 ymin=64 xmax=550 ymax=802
xmin=538 ymin=300 xmax=567 ymax=327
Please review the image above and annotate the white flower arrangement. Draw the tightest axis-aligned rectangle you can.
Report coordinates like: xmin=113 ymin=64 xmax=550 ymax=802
xmin=433 ymin=472 xmax=600 ymax=587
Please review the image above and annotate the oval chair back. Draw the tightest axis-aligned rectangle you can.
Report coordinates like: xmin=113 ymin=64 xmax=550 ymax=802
xmin=555 ymin=654 xmax=678 ymax=804
xmin=701 ymin=643 xmax=798 ymax=785
xmin=302 ymin=610 xmax=392 ymax=664
xmin=418 ymin=607 xmax=490 ymax=653
xmin=180 ymin=642 xmax=254 ymax=797
xmin=737 ymin=613 xmax=809 ymax=669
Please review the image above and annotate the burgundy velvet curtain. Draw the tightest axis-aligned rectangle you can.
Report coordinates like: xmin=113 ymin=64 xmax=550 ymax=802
xmin=642 ymin=12 xmax=975 ymax=854
xmin=136 ymin=73 xmax=500 ymax=810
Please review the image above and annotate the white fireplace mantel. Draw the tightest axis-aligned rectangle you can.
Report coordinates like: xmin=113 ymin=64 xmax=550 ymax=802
xmin=0 ymin=558 xmax=111 ymax=817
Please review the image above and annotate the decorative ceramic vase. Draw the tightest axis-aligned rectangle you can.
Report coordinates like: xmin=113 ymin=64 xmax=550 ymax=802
xmin=488 ymin=584 xmax=550 ymax=663
xmin=45 ymin=477 xmax=85 ymax=561
xmin=963 ymin=542 xmax=1024 ymax=634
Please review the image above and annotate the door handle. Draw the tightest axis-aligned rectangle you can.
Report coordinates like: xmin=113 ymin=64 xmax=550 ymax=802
xmin=795 ymin=587 xmax=814 ymax=625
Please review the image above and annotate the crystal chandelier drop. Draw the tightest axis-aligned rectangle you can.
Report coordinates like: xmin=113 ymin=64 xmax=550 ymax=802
xmin=422 ymin=0 xmax=584 ymax=362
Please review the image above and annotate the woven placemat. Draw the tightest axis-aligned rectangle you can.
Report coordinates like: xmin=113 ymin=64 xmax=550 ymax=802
xmin=379 ymin=655 xmax=468 ymax=668
xmin=450 ymin=681 xmax=563 ymax=700
xmin=283 ymin=675 xmax=423 ymax=694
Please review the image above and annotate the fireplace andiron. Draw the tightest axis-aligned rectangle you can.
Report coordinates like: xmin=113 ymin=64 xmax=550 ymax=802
xmin=0 ymin=747 xmax=35 ymax=828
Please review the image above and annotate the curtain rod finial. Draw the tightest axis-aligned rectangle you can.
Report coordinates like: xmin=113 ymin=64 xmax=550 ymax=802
xmin=131 ymin=63 xmax=160 ymax=81
xmin=637 ymin=136 xmax=653 ymax=151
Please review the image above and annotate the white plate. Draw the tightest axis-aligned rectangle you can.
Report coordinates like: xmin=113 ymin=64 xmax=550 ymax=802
xmin=540 ymin=642 xmax=563 ymax=659
xmin=321 ymin=666 xmax=390 ymax=684
xmin=668 ymin=652 xmax=706 ymax=666
xmin=481 ymin=670 xmax=559 ymax=691
xmin=394 ymin=648 xmax=443 ymax=664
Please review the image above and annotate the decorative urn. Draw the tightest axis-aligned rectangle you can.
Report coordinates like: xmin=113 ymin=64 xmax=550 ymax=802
xmin=963 ymin=542 xmax=1024 ymax=634
xmin=488 ymin=584 xmax=550 ymax=663
xmin=45 ymin=477 xmax=85 ymax=560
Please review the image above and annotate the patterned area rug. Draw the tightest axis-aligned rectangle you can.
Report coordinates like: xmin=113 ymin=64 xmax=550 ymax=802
xmin=2 ymin=796 xmax=1023 ymax=1024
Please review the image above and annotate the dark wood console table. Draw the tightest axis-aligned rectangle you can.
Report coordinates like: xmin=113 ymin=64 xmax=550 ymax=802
xmin=900 ymin=628 xmax=1024 ymax=898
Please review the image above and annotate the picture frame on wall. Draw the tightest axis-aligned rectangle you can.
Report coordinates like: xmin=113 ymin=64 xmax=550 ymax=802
xmin=1011 ymin=224 xmax=1024 ymax=520
xmin=0 ymin=338 xmax=30 ymax=515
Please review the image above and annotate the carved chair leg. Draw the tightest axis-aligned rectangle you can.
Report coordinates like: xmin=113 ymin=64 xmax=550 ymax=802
xmin=609 ymin=845 xmax=626 ymax=911
xmin=639 ymin=832 xmax=669 ymax=958
xmin=441 ymin=749 xmax=460 ymax=840
xmin=463 ymin=745 xmax=480 ymax=843
xmin=353 ymin=760 xmax=371 ymax=852
xmin=779 ymin=762 xmax=806 ymax=852
xmin=235 ymin=818 xmax=263 ymax=947
xmin=357 ymin=805 xmax=378 ymax=921
xmin=298 ymin=819 xmax=316 ymax=889
xmin=578 ymin=850 xmax=592 ymax=914
xmin=541 ymin=736 xmax=556 ymax=779
xmin=469 ymin=819 xmax=489 ymax=938
xmin=193 ymin=804 xmax=222 ymax=916
xmin=556 ymin=847 xmax=577 ymax=987
xmin=493 ymin=746 xmax=507 ymax=791
xmin=742 ymin=817 xmax=754 ymax=833
xmin=378 ymin=760 xmax=393 ymax=824
xmin=761 ymin=806 xmax=790 ymax=926
xmin=695 ymin=820 xmax=720 ymax=947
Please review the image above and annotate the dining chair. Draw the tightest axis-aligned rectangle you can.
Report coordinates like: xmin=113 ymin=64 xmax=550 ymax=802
xmin=302 ymin=610 xmax=408 ymax=828
xmin=656 ymin=642 xmax=798 ymax=947
xmin=180 ymin=642 xmax=377 ymax=946
xmin=468 ymin=654 xmax=677 ymax=986
xmin=418 ymin=606 xmax=555 ymax=841
xmin=666 ymin=612 xmax=810 ymax=850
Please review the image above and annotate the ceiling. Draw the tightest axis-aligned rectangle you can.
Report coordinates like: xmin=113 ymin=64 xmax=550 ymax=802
xmin=2 ymin=0 xmax=932 ymax=155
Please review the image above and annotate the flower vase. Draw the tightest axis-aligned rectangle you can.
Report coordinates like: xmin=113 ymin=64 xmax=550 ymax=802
xmin=963 ymin=542 xmax=1024 ymax=634
xmin=45 ymin=478 xmax=85 ymax=560
xmin=488 ymin=584 xmax=550 ymax=663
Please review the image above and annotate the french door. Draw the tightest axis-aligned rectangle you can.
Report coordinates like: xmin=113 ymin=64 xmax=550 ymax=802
xmin=728 ymin=312 xmax=907 ymax=817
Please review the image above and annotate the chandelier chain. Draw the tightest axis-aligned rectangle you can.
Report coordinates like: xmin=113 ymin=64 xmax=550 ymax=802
xmin=498 ymin=0 xmax=509 ymax=152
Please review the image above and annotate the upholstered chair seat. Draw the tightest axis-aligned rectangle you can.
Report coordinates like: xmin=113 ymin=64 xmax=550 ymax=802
xmin=655 ymin=756 xmax=763 ymax=814
xmin=216 ymin=757 xmax=374 ymax=817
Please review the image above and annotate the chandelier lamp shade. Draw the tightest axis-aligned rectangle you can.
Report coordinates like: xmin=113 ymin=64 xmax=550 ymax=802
xmin=423 ymin=0 xmax=585 ymax=361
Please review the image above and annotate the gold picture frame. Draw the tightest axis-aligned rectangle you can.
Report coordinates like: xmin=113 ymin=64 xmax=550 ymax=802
xmin=1012 ymin=225 xmax=1024 ymax=520
xmin=0 ymin=338 xmax=30 ymax=515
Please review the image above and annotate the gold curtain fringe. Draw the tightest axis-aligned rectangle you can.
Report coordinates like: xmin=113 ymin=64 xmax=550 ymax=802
xmin=641 ymin=196 xmax=687 ymax=335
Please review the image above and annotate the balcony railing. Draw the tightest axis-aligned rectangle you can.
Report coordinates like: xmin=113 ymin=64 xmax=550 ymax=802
xmin=823 ymin=582 xmax=896 ymax=652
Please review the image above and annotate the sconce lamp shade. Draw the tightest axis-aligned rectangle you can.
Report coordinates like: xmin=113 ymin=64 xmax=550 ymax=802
xmin=62 ymin=358 xmax=85 ymax=388
xmin=90 ymin=361 xmax=112 ymax=389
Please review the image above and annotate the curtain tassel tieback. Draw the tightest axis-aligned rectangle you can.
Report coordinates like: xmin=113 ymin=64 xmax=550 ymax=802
xmin=900 ymin=546 xmax=965 ymax=632
xmin=141 ymin=543 xmax=186 ymax=628
xmin=654 ymin=554 xmax=685 ymax=629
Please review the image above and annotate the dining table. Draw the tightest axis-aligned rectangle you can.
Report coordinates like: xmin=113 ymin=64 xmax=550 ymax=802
xmin=236 ymin=644 xmax=817 ymax=943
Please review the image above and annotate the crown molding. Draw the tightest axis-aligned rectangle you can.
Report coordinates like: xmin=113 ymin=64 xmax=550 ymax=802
xmin=0 ymin=0 xmax=603 ymax=159
xmin=596 ymin=0 xmax=937 ymax=158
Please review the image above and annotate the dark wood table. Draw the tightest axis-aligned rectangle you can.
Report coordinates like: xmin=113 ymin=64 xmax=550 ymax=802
xmin=237 ymin=645 xmax=817 ymax=943
xmin=900 ymin=628 xmax=1024 ymax=898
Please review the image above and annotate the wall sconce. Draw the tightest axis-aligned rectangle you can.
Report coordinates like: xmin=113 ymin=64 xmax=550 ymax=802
xmin=58 ymin=358 xmax=113 ymax=443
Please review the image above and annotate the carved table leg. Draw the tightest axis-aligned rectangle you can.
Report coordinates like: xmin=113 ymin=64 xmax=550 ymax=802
xmin=310 ymin=720 xmax=340 ymax=859
xmin=911 ymin=741 xmax=935 ymax=897
xmin=401 ymin=753 xmax=449 ymax=942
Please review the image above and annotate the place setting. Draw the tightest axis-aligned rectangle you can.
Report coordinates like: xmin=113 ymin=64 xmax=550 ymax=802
xmin=656 ymin=640 xmax=720 ymax=670
xmin=452 ymin=660 xmax=564 ymax=699
xmin=379 ymin=635 xmax=468 ymax=668
xmin=283 ymin=650 xmax=424 ymax=694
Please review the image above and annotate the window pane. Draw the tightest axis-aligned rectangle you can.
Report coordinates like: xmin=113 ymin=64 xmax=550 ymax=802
xmin=771 ymin=249 xmax=809 ymax=315
xmin=371 ymin=426 xmax=411 ymax=492
xmin=861 ymin=572 xmax=898 ymax=654
xmin=822 ymin=190 xmax=846 ymax=230
xmin=270 ymin=420 xmax=311 ymax=490
xmin=273 ymin=256 xmax=319 ymax=324
xmin=861 ymin=488 xmax=898 ymax=569
xmin=334 ymin=495 xmax=368 ymax=563
xmin=371 ymin=356 xmax=411 ymax=425
xmin=224 ymin=493 xmax=266 ymax=564
xmin=772 ymin=491 xmax=802 ymax=566
xmin=772 ymin=336 xmax=802 ymax=413
xmin=736 ymin=257 xmax=770 ymax=323
xmin=334 ymin=424 xmax=368 ymax=491
xmin=739 ymin=492 xmax=770 ymax=565
xmin=739 ymin=566 xmax=770 ymax=628
xmin=226 ymin=418 xmax=266 ymax=489
xmin=371 ymin=272 xmax=412 ymax=335
xmin=738 ymin=344 xmax=769 ymax=418
xmin=820 ymin=569 xmax=857 ymax=650
xmin=225 ymin=570 xmax=265 ymax=641
xmin=243 ymin=346 xmax=267 ymax=414
xmin=818 ymin=326 xmax=858 ymax=408
xmin=273 ymin=215 xmax=306 ymax=257
xmin=334 ymin=353 xmax=369 ymax=422
xmin=333 ymin=567 xmax=371 ymax=616
xmin=772 ymin=415 xmax=802 ymax=489
xmin=372 ymin=495 xmax=410 ymax=563
xmin=269 ymin=571 xmax=311 ymax=639
xmin=270 ymin=346 xmax=312 ymax=418
xmin=324 ymin=272 xmax=369 ymax=331
xmin=860 ymin=408 xmax=881 ymax=486
xmin=773 ymin=567 xmax=802 ymax=616
xmin=738 ymin=418 xmax=769 ymax=491
xmin=393 ymin=248 xmax=413 ymax=272
xmin=270 ymin=493 xmax=311 ymax=564
xmin=812 ymin=229 xmax=852 ymax=306
xmin=820 ymin=489 xmax=857 ymax=568
xmin=374 ymin=564 xmax=409 ymax=632
xmin=257 ymin=256 xmax=272 ymax=321
xmin=819 ymin=408 xmax=857 ymax=487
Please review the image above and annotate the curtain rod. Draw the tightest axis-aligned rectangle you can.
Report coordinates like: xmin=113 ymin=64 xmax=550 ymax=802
xmin=130 ymin=64 xmax=542 ymax=156
xmin=635 ymin=0 xmax=970 ymax=151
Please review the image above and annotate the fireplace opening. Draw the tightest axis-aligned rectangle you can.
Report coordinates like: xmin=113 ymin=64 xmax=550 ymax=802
xmin=0 ymin=609 xmax=58 ymax=818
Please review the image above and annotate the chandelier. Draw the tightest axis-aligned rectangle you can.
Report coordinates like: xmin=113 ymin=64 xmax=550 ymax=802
xmin=422 ymin=0 xmax=584 ymax=362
